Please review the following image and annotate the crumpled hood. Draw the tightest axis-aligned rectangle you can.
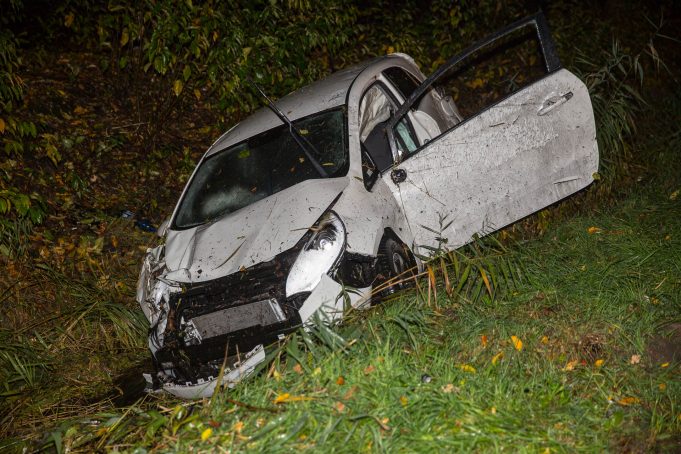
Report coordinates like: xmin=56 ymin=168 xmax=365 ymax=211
xmin=163 ymin=178 xmax=348 ymax=283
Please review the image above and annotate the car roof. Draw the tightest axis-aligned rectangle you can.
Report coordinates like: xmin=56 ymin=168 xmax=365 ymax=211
xmin=206 ymin=54 xmax=415 ymax=156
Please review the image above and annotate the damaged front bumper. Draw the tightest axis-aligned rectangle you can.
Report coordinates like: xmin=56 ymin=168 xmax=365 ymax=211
xmin=137 ymin=223 xmax=370 ymax=399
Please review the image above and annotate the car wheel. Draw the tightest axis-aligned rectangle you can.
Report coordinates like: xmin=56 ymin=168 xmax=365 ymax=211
xmin=376 ymin=237 xmax=414 ymax=299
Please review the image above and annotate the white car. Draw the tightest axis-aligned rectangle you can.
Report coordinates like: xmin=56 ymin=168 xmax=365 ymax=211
xmin=136 ymin=13 xmax=598 ymax=398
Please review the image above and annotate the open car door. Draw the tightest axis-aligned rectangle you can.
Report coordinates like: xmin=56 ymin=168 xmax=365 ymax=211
xmin=382 ymin=13 xmax=598 ymax=253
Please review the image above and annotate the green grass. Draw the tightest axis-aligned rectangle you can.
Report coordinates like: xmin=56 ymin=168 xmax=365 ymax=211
xmin=13 ymin=186 xmax=677 ymax=453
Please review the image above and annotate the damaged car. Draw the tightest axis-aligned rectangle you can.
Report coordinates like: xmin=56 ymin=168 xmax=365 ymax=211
xmin=136 ymin=13 xmax=599 ymax=398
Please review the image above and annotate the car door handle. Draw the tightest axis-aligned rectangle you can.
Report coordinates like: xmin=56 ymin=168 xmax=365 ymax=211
xmin=391 ymin=168 xmax=407 ymax=184
xmin=538 ymin=91 xmax=573 ymax=116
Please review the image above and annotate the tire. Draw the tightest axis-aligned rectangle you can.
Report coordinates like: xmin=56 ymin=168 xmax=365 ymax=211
xmin=376 ymin=237 xmax=414 ymax=299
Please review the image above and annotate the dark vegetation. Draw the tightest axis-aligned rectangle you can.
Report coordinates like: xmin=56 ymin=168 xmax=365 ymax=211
xmin=0 ymin=0 xmax=679 ymax=451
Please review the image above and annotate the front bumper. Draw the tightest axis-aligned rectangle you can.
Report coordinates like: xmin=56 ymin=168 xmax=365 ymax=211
xmin=156 ymin=273 xmax=369 ymax=399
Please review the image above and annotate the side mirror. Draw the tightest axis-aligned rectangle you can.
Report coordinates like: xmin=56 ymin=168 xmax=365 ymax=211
xmin=156 ymin=216 xmax=170 ymax=238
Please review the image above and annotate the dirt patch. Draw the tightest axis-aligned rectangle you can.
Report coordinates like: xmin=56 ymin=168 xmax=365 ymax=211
xmin=646 ymin=323 xmax=681 ymax=365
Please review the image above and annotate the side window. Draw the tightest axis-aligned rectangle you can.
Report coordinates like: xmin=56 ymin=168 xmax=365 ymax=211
xmin=359 ymin=83 xmax=418 ymax=187
xmin=389 ymin=16 xmax=555 ymax=161
xmin=383 ymin=67 xmax=419 ymax=100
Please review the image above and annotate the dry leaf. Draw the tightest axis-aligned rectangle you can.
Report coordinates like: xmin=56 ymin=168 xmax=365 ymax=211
xmin=293 ymin=363 xmax=303 ymax=374
xmin=618 ymin=396 xmax=640 ymax=406
xmin=670 ymin=189 xmax=679 ymax=201
xmin=0 ymin=118 xmax=5 ymax=133
xmin=336 ymin=376 xmax=345 ymax=385
xmin=441 ymin=383 xmax=458 ymax=393
xmin=481 ymin=335 xmax=488 ymax=348
xmin=73 ymin=106 xmax=87 ymax=115
xmin=313 ymin=367 xmax=321 ymax=376
xmin=594 ymin=359 xmax=604 ymax=368
xmin=587 ymin=226 xmax=602 ymax=234
xmin=363 ymin=365 xmax=375 ymax=375
xmin=201 ymin=428 xmax=213 ymax=441
xmin=491 ymin=351 xmax=504 ymax=365
xmin=343 ymin=385 xmax=358 ymax=400
xmin=661 ymin=362 xmax=669 ymax=368
xmin=334 ymin=401 xmax=346 ymax=413
xmin=630 ymin=354 xmax=641 ymax=365
xmin=659 ymin=383 xmax=667 ymax=391
xmin=541 ymin=335 xmax=549 ymax=345
xmin=233 ymin=421 xmax=244 ymax=433
xmin=511 ymin=335 xmax=523 ymax=351
xmin=563 ymin=359 xmax=578 ymax=371
xmin=399 ymin=396 xmax=408 ymax=407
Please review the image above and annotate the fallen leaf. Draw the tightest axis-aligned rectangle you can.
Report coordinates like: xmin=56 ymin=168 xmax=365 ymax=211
xmin=207 ymin=420 xmax=221 ymax=428
xmin=490 ymin=407 xmax=496 ymax=415
xmin=441 ymin=383 xmax=458 ymax=394
xmin=334 ymin=401 xmax=346 ymax=413
xmin=659 ymin=383 xmax=667 ymax=391
xmin=233 ymin=421 xmax=244 ymax=433
xmin=173 ymin=79 xmax=183 ymax=96
xmin=587 ymin=226 xmax=602 ymax=234
xmin=630 ymin=354 xmax=641 ymax=365
xmin=336 ymin=376 xmax=345 ymax=385
xmin=618 ymin=396 xmax=640 ymax=406
xmin=594 ymin=359 xmax=605 ymax=368
xmin=201 ymin=428 xmax=212 ymax=441
xmin=563 ymin=359 xmax=578 ymax=371
xmin=343 ymin=386 xmax=357 ymax=400
xmin=293 ymin=363 xmax=303 ymax=374
xmin=312 ymin=367 xmax=321 ymax=376
xmin=481 ymin=335 xmax=488 ymax=348
xmin=541 ymin=335 xmax=549 ymax=344
xmin=64 ymin=12 xmax=74 ymax=27
xmin=661 ymin=362 xmax=669 ymax=368
xmin=399 ymin=395 xmax=408 ymax=407
xmin=458 ymin=364 xmax=476 ymax=373
xmin=363 ymin=365 xmax=375 ymax=375
xmin=511 ymin=335 xmax=523 ymax=351
xmin=273 ymin=393 xmax=313 ymax=404
xmin=0 ymin=118 xmax=5 ymax=133
xmin=491 ymin=351 xmax=504 ymax=365
xmin=670 ymin=189 xmax=679 ymax=201
xmin=273 ymin=369 xmax=282 ymax=381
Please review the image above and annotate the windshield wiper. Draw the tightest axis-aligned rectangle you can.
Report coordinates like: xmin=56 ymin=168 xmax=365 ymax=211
xmin=249 ymin=79 xmax=328 ymax=178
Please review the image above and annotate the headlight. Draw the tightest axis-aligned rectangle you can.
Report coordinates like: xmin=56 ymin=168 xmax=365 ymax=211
xmin=286 ymin=211 xmax=346 ymax=297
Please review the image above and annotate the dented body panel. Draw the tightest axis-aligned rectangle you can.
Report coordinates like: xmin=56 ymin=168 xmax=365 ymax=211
xmin=136 ymin=14 xmax=599 ymax=398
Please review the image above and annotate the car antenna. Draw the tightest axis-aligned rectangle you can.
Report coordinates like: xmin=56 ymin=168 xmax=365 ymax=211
xmin=247 ymin=77 xmax=328 ymax=178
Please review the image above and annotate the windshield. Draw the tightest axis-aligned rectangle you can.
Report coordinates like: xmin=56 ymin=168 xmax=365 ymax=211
xmin=173 ymin=108 xmax=348 ymax=229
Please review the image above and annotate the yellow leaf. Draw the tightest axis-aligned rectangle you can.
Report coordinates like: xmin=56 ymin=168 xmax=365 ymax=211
xmin=490 ymin=407 xmax=496 ymax=415
xmin=313 ymin=367 xmax=321 ymax=376
xmin=563 ymin=359 xmax=578 ymax=371
xmin=491 ymin=351 xmax=504 ymax=365
xmin=480 ymin=269 xmax=492 ymax=296
xmin=670 ymin=189 xmax=679 ymax=201
xmin=0 ymin=118 xmax=5 ymax=133
xmin=659 ymin=383 xmax=667 ymax=391
xmin=661 ymin=362 xmax=669 ymax=368
xmin=540 ymin=335 xmax=549 ymax=345
xmin=64 ymin=12 xmax=74 ymax=28
xmin=73 ymin=106 xmax=87 ymax=115
xmin=587 ymin=226 xmax=602 ymax=234
xmin=594 ymin=359 xmax=604 ymax=368
xmin=399 ymin=395 xmax=408 ymax=406
xmin=510 ymin=335 xmax=523 ymax=351
xmin=201 ymin=428 xmax=212 ymax=441
xmin=387 ymin=46 xmax=395 ymax=54
xmin=481 ymin=334 xmax=488 ymax=348
xmin=458 ymin=364 xmax=476 ymax=373
xmin=273 ymin=393 xmax=313 ymax=404
xmin=173 ymin=80 xmax=184 ymax=97
xmin=194 ymin=88 xmax=201 ymax=100
xmin=120 ymin=28 xmax=129 ymax=46
xmin=272 ymin=369 xmax=282 ymax=381
xmin=233 ymin=421 xmax=244 ymax=433
xmin=618 ymin=396 xmax=640 ymax=406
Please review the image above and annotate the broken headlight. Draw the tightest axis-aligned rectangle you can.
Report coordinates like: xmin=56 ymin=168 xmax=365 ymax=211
xmin=286 ymin=211 xmax=345 ymax=297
